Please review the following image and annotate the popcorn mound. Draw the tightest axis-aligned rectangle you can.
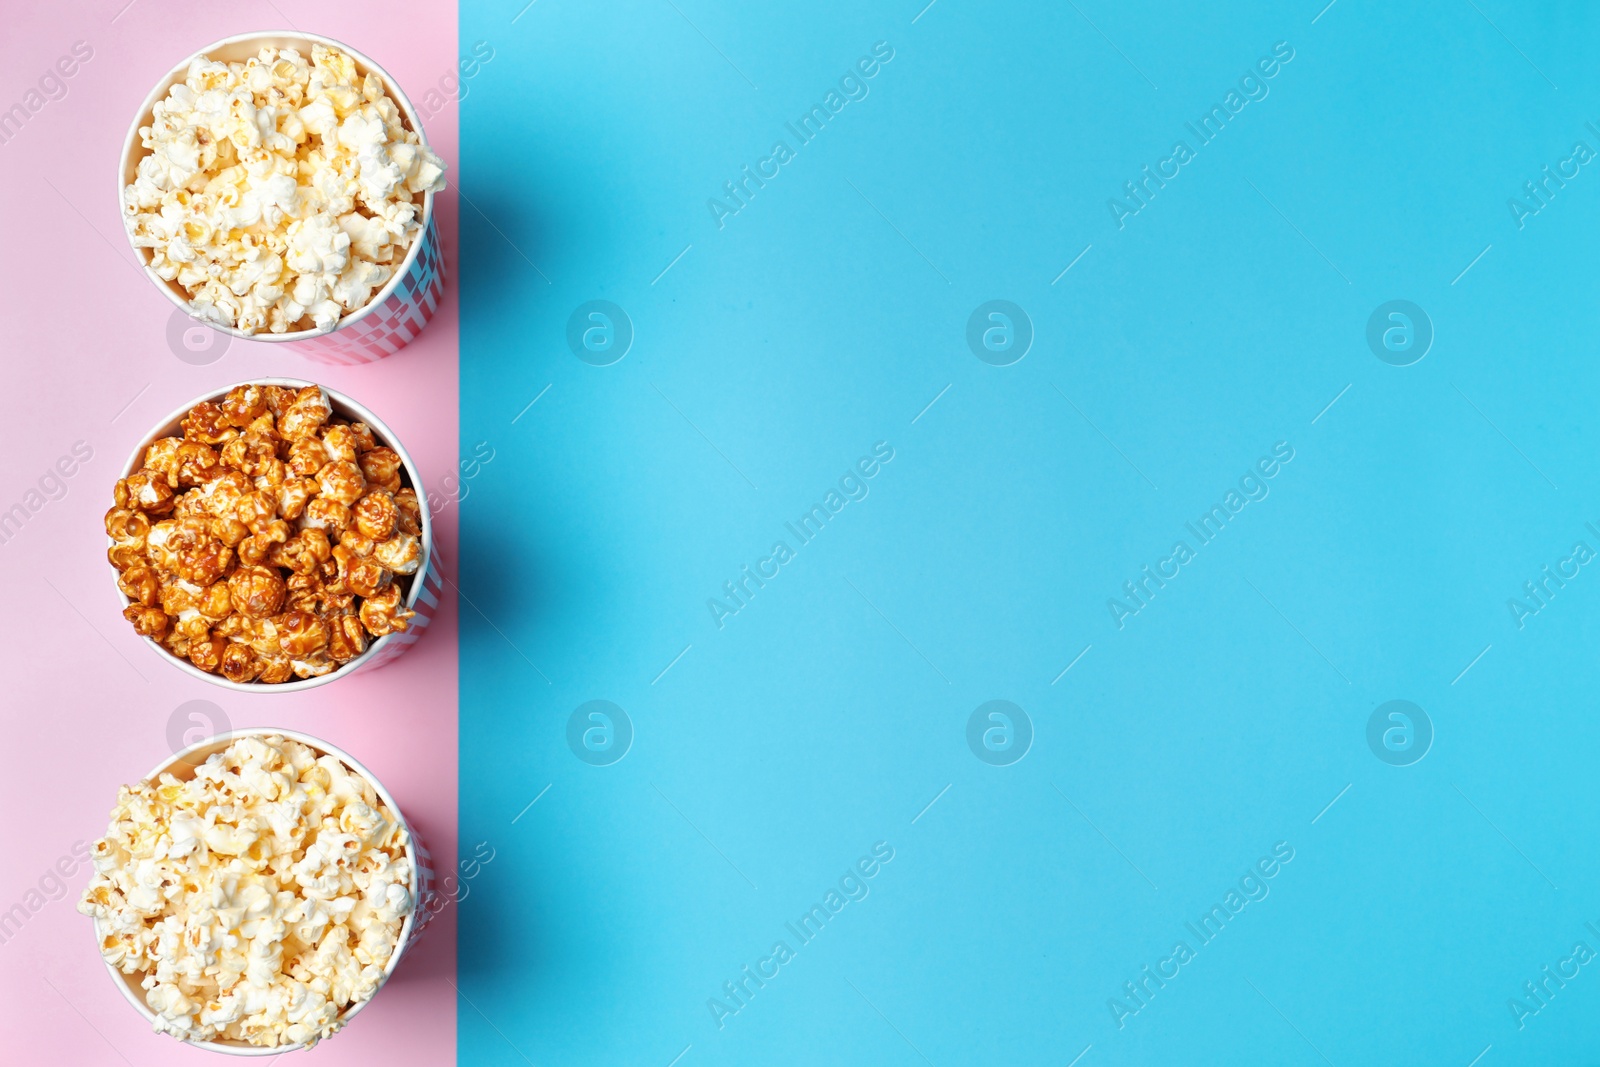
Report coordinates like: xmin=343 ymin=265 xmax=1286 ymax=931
xmin=77 ymin=734 xmax=415 ymax=1048
xmin=124 ymin=44 xmax=446 ymax=335
xmin=109 ymin=383 xmax=421 ymax=683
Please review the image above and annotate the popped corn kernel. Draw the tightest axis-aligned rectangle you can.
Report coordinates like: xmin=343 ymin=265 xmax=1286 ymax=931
xmin=351 ymin=489 xmax=396 ymax=541
xmin=228 ymin=564 xmax=286 ymax=618
xmin=356 ymin=447 xmax=402 ymax=493
xmin=357 ymin=585 xmax=412 ymax=637
xmin=316 ymin=460 xmax=366 ymax=507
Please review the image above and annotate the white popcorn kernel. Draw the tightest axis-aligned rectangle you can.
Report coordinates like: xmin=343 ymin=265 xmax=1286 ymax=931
xmin=332 ymin=259 xmax=391 ymax=312
xmin=373 ymin=533 xmax=420 ymax=575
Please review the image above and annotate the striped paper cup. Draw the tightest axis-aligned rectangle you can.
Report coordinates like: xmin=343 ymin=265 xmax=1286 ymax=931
xmin=112 ymin=379 xmax=438 ymax=692
xmin=90 ymin=729 xmax=437 ymax=1056
xmin=119 ymin=31 xmax=445 ymax=364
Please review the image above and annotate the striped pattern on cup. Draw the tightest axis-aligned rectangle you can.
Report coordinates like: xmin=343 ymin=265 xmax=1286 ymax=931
xmin=407 ymin=828 xmax=440 ymax=943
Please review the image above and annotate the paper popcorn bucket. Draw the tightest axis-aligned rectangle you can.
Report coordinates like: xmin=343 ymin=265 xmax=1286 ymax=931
xmin=112 ymin=378 xmax=439 ymax=692
xmin=118 ymin=31 xmax=445 ymax=364
xmin=91 ymin=729 xmax=437 ymax=1056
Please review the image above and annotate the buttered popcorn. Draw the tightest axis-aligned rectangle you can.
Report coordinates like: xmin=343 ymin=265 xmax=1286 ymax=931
xmin=124 ymin=45 xmax=445 ymax=335
xmin=78 ymin=735 xmax=415 ymax=1048
xmin=109 ymin=383 xmax=420 ymax=683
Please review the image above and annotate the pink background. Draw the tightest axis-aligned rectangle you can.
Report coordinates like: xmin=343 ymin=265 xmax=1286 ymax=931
xmin=0 ymin=1 xmax=459 ymax=1063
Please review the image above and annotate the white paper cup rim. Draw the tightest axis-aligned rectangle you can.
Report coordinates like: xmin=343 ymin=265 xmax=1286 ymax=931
xmin=118 ymin=31 xmax=437 ymax=343
xmin=111 ymin=378 xmax=434 ymax=693
xmin=91 ymin=728 xmax=424 ymax=1056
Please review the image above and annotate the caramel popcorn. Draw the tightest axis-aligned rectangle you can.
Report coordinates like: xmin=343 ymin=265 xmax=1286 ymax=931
xmin=124 ymin=44 xmax=446 ymax=335
xmin=78 ymin=734 xmax=416 ymax=1048
xmin=109 ymin=385 xmax=420 ymax=683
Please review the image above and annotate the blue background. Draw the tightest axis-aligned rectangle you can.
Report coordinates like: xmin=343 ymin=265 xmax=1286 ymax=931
xmin=460 ymin=2 xmax=1600 ymax=1063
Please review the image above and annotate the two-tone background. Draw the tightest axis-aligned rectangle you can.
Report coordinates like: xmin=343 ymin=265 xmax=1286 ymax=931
xmin=4 ymin=1 xmax=1598 ymax=1064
